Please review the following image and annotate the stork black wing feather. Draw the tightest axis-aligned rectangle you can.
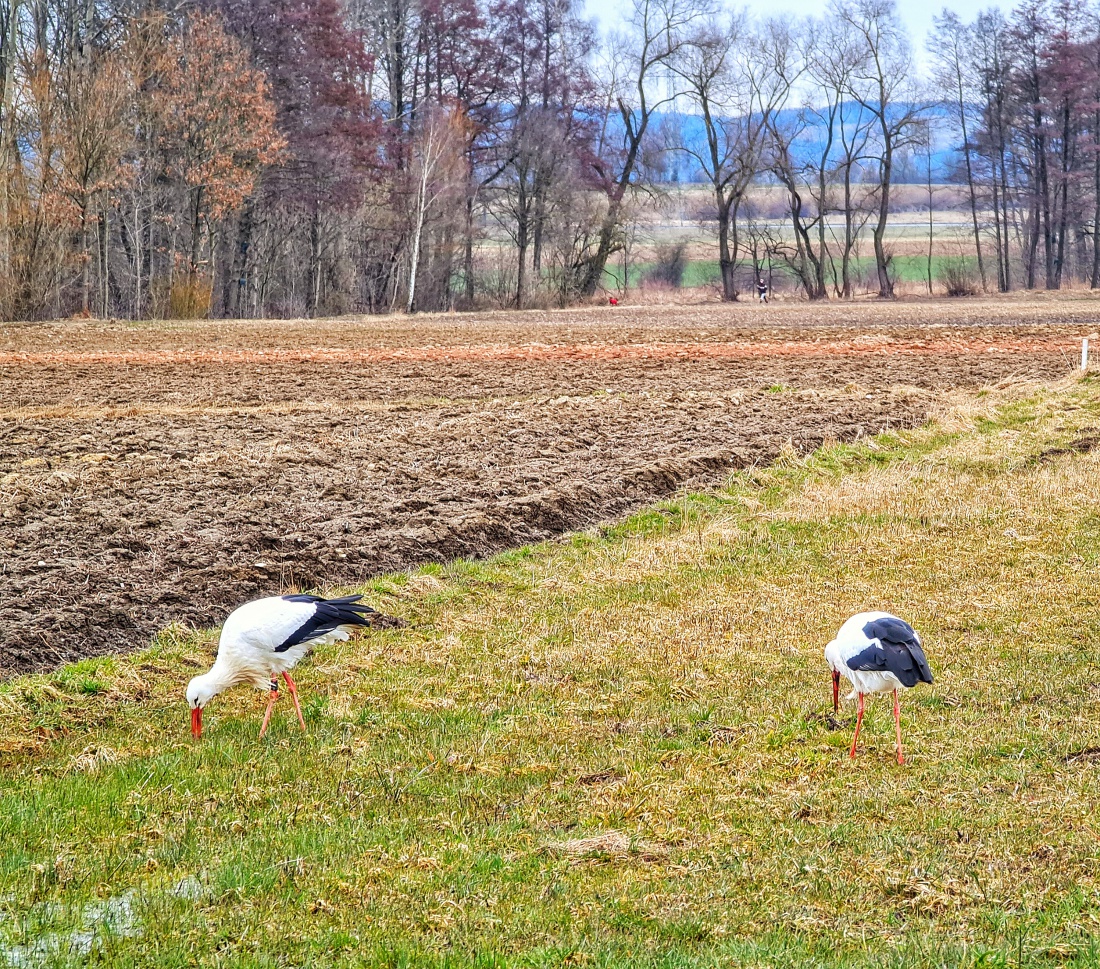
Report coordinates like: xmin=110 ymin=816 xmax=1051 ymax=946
xmin=274 ymin=595 xmax=378 ymax=653
xmin=846 ymin=617 xmax=934 ymax=687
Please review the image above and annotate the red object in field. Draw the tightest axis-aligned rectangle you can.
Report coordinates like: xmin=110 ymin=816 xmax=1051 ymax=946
xmin=608 ymin=297 xmax=619 ymax=305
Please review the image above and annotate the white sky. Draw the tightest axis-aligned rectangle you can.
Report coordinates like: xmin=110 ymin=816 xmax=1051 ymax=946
xmin=582 ymin=0 xmax=1008 ymax=73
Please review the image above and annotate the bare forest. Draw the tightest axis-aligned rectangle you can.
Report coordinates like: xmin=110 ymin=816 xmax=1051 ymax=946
xmin=0 ymin=0 xmax=1097 ymax=319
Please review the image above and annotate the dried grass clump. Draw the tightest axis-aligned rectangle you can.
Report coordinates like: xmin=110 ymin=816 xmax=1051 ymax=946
xmin=67 ymin=745 xmax=121 ymax=774
xmin=545 ymin=830 xmax=668 ymax=863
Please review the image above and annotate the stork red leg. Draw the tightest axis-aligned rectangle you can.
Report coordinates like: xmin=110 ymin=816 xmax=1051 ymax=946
xmin=282 ymin=672 xmax=307 ymax=732
xmin=893 ymin=689 xmax=905 ymax=765
xmin=259 ymin=679 xmax=279 ymax=738
xmin=849 ymin=693 xmax=865 ymax=759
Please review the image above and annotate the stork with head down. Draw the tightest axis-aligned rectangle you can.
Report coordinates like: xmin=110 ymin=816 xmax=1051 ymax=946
xmin=824 ymin=611 xmax=933 ymax=765
xmin=186 ymin=594 xmax=377 ymax=739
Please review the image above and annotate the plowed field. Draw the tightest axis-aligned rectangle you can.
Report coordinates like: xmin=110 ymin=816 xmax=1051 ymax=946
xmin=1 ymin=299 xmax=1092 ymax=675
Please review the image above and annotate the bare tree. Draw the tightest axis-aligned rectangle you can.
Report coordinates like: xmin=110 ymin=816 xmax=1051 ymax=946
xmin=57 ymin=53 xmax=131 ymax=314
xmin=574 ymin=0 xmax=712 ymax=296
xmin=764 ymin=20 xmax=841 ymax=300
xmin=0 ymin=0 xmax=21 ymax=294
xmin=807 ymin=14 xmax=877 ymax=297
xmin=1085 ymin=6 xmax=1100 ymax=289
xmin=971 ymin=8 xmax=1014 ymax=291
xmin=835 ymin=0 xmax=924 ymax=298
xmin=406 ymin=103 xmax=467 ymax=312
xmin=930 ymin=9 xmax=988 ymax=291
xmin=675 ymin=14 xmax=795 ymax=300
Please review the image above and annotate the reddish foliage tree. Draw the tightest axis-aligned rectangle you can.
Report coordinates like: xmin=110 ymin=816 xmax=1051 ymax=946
xmin=153 ymin=12 xmax=283 ymax=295
xmin=203 ymin=0 xmax=379 ymax=208
xmin=198 ymin=0 xmax=381 ymax=314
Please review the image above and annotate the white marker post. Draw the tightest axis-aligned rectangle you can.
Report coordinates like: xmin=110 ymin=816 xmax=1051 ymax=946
xmin=1084 ymin=337 xmax=1091 ymax=371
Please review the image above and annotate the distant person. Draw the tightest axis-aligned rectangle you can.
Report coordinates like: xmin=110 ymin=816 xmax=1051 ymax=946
xmin=608 ymin=296 xmax=619 ymax=306
xmin=757 ymin=278 xmax=768 ymax=304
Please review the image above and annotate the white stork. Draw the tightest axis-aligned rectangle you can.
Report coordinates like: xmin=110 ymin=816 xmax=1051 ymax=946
xmin=186 ymin=594 xmax=377 ymax=738
xmin=824 ymin=611 xmax=933 ymax=764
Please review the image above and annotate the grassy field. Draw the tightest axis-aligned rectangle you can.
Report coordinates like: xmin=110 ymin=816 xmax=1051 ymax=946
xmin=605 ymin=254 xmax=979 ymax=292
xmin=2 ymin=374 xmax=1100 ymax=967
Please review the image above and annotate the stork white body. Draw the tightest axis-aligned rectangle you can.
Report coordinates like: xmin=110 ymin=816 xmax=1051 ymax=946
xmin=186 ymin=594 xmax=377 ymax=738
xmin=826 ymin=611 xmax=910 ymax=698
xmin=824 ymin=611 xmax=933 ymax=764
xmin=209 ymin=597 xmax=357 ymax=687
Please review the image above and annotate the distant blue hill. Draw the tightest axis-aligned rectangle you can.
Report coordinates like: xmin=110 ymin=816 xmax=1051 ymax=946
xmin=637 ymin=102 xmax=960 ymax=185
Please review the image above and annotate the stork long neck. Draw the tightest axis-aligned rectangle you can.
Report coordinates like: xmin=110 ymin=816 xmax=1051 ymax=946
xmin=200 ymin=654 xmax=248 ymax=697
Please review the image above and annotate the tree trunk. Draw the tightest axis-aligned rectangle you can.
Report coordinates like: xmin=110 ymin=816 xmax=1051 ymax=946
xmin=516 ymin=178 xmax=529 ymax=308
xmin=816 ymin=106 xmax=837 ymax=300
xmin=98 ymin=206 xmax=109 ymax=316
xmin=955 ymin=65 xmax=987 ymax=291
xmin=1092 ymin=109 xmax=1100 ymax=288
xmin=1026 ymin=190 xmax=1040 ymax=290
xmin=118 ymin=199 xmax=137 ymax=315
xmin=578 ymin=195 xmax=623 ymax=297
xmin=1054 ymin=101 xmax=1071 ymax=288
xmin=80 ymin=197 xmax=90 ymax=313
xmin=308 ymin=208 xmax=322 ymax=317
xmin=188 ymin=185 xmax=204 ymax=288
xmin=225 ymin=198 xmax=253 ymax=318
xmin=816 ymin=167 xmax=828 ymax=299
xmin=463 ymin=193 xmax=474 ymax=305
xmin=787 ymin=187 xmax=823 ymax=299
xmin=842 ymin=162 xmax=854 ymax=298
xmin=532 ymin=166 xmax=547 ymax=281
xmin=0 ymin=0 xmax=21 ymax=291
xmin=717 ymin=193 xmax=736 ymax=301
xmin=991 ymin=163 xmax=1006 ymax=292
xmin=873 ymin=146 xmax=894 ymax=299
xmin=926 ymin=142 xmax=934 ymax=295
xmin=1037 ymin=125 xmax=1053 ymax=289
xmin=997 ymin=124 xmax=1012 ymax=290
xmin=407 ymin=165 xmax=429 ymax=313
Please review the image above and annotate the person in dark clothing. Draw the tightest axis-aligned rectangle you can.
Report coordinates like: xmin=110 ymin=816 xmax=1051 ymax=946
xmin=757 ymin=278 xmax=768 ymax=303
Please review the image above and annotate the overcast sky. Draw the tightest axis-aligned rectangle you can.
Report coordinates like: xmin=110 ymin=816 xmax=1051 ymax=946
xmin=582 ymin=0 xmax=1008 ymax=71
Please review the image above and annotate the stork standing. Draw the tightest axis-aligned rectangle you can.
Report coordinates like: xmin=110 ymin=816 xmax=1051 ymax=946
xmin=186 ymin=594 xmax=377 ymax=738
xmin=824 ymin=611 xmax=933 ymax=764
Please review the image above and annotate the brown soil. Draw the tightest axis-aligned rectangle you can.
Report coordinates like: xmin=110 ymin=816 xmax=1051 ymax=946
xmin=0 ymin=300 xmax=1090 ymax=676
xmin=0 ymin=335 xmax=1074 ymax=365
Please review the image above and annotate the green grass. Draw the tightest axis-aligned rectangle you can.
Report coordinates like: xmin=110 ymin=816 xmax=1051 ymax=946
xmin=3 ymin=377 xmax=1100 ymax=966
xmin=887 ymin=254 xmax=978 ymax=284
xmin=603 ymin=254 xmax=978 ymax=291
xmin=604 ymin=260 xmax=722 ymax=290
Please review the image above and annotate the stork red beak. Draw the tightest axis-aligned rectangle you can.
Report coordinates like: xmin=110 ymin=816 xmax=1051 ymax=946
xmin=191 ymin=707 xmax=203 ymax=738
xmin=832 ymin=670 xmax=840 ymax=714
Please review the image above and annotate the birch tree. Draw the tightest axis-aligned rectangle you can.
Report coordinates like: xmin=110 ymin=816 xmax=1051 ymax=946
xmin=406 ymin=103 xmax=466 ymax=312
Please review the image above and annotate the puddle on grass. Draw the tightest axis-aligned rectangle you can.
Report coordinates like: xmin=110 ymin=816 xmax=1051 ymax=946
xmin=0 ymin=892 xmax=139 ymax=967
xmin=170 ymin=876 xmax=202 ymax=901
xmin=0 ymin=877 xmax=202 ymax=966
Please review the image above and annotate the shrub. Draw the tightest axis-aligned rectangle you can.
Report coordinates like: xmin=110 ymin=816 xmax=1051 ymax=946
xmin=168 ymin=278 xmax=213 ymax=319
xmin=644 ymin=243 xmax=688 ymax=289
xmin=939 ymin=257 xmax=980 ymax=297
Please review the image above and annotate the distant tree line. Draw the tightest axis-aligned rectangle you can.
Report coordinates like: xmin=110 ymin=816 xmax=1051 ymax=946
xmin=0 ymin=0 xmax=1099 ymax=319
xmin=929 ymin=1 xmax=1100 ymax=294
